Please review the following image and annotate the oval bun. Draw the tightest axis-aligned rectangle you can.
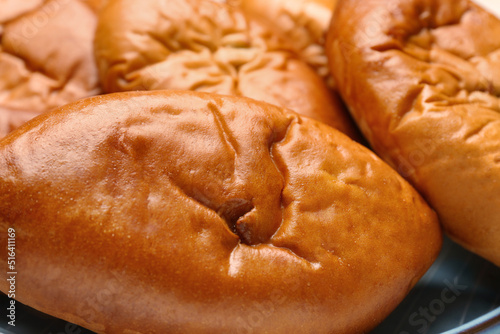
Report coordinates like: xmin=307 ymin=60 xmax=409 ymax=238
xmin=0 ymin=0 xmax=101 ymax=138
xmin=0 ymin=90 xmax=441 ymax=333
xmin=327 ymin=0 xmax=500 ymax=265
xmin=94 ymin=0 xmax=360 ymax=140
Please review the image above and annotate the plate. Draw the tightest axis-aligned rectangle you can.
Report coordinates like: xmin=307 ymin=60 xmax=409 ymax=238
xmin=371 ymin=237 xmax=500 ymax=334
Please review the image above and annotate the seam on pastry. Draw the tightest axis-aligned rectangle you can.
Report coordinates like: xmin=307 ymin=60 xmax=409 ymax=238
xmin=271 ymin=244 xmax=322 ymax=268
xmin=105 ymin=0 xmax=317 ymax=95
xmin=0 ymin=50 xmax=94 ymax=114
xmin=267 ymin=115 xmax=295 ymax=240
xmin=0 ymin=48 xmax=60 ymax=82
xmin=370 ymin=47 xmax=500 ymax=134
xmin=164 ymin=169 xmax=242 ymax=239
xmin=375 ymin=2 xmax=471 ymax=44
xmin=144 ymin=30 xmax=172 ymax=54
xmin=222 ymin=113 xmax=294 ymax=246
xmin=369 ymin=4 xmax=500 ymax=122
xmin=153 ymin=105 xmax=294 ymax=246
xmin=463 ymin=118 xmax=499 ymax=143
xmin=228 ymin=237 xmax=321 ymax=278
xmin=1 ymin=37 xmax=81 ymax=110
xmin=207 ymin=101 xmax=240 ymax=157
xmin=229 ymin=115 xmax=294 ymax=246
xmin=0 ymin=0 xmax=47 ymax=26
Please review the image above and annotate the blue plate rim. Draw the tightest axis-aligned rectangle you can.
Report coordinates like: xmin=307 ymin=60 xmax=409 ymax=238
xmin=441 ymin=306 xmax=500 ymax=334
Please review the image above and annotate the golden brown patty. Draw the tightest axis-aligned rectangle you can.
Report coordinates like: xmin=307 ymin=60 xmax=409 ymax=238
xmin=0 ymin=90 xmax=441 ymax=334
xmin=94 ymin=0 xmax=361 ymax=140
xmin=0 ymin=0 xmax=101 ymax=138
xmin=327 ymin=0 xmax=500 ymax=265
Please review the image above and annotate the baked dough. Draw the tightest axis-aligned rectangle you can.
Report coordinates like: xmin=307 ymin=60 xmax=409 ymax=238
xmin=94 ymin=0 xmax=360 ymax=140
xmin=327 ymin=0 xmax=500 ymax=265
xmin=221 ymin=0 xmax=336 ymax=86
xmin=0 ymin=0 xmax=101 ymax=138
xmin=0 ymin=91 xmax=441 ymax=333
